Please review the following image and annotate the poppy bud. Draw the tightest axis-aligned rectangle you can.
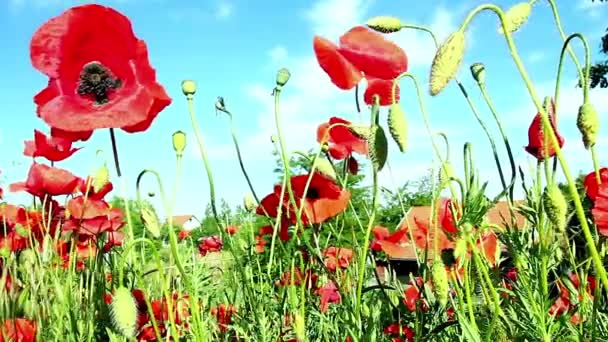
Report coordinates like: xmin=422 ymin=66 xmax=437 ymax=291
xmin=430 ymin=30 xmax=466 ymax=96
xmin=499 ymin=2 xmax=532 ymax=35
xmin=181 ymin=80 xmax=197 ymax=97
xmin=577 ymin=102 xmax=600 ymax=149
xmin=172 ymin=130 xmax=187 ymax=157
xmin=348 ymin=125 xmax=371 ymax=140
xmin=470 ymin=63 xmax=486 ymax=85
xmin=365 ymin=16 xmax=403 ymax=34
xmin=276 ymin=68 xmax=291 ymax=88
xmin=215 ymin=96 xmax=227 ymax=112
xmin=110 ymin=287 xmax=138 ymax=338
xmin=243 ymin=192 xmax=257 ymax=212
xmin=92 ymin=164 xmax=110 ymax=193
xmin=369 ymin=125 xmax=388 ymax=172
xmin=148 ymin=192 xmax=155 ymax=197
xmin=140 ymin=206 xmax=160 ymax=238
xmin=388 ymin=102 xmax=408 ymax=153
xmin=313 ymin=158 xmax=337 ymax=182
xmin=543 ymin=184 xmax=568 ymax=232
xmin=431 ymin=260 xmax=449 ymax=306
xmin=270 ymin=135 xmax=278 ymax=144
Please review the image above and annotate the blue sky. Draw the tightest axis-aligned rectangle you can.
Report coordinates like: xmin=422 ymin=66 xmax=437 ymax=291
xmin=0 ymin=0 xmax=607 ymax=222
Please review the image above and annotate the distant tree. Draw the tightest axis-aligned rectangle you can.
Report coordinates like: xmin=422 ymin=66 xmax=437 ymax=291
xmin=587 ymin=0 xmax=608 ymax=88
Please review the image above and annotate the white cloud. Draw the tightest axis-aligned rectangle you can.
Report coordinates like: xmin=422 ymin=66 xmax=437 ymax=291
xmin=527 ymin=51 xmax=546 ymax=64
xmin=304 ymin=0 xmax=370 ymax=40
xmin=268 ymin=45 xmax=289 ymax=66
xmin=215 ymin=2 xmax=233 ymax=20
xmin=576 ymin=0 xmax=607 ymax=19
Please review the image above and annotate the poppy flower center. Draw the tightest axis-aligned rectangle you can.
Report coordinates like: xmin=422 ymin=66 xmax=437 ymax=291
xmin=77 ymin=62 xmax=122 ymax=105
xmin=306 ymin=188 xmax=320 ymax=200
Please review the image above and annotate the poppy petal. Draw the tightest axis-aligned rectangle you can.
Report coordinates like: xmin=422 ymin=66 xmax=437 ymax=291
xmin=313 ymin=36 xmax=362 ymax=90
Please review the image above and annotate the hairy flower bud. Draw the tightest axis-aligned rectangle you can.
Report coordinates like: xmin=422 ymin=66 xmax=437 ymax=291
xmin=276 ymin=68 xmax=291 ymax=88
xmin=388 ymin=102 xmax=408 ymax=153
xmin=543 ymin=184 xmax=568 ymax=232
xmin=499 ymin=2 xmax=532 ymax=35
xmin=365 ymin=16 xmax=403 ymax=33
xmin=431 ymin=260 xmax=449 ymax=306
xmin=243 ymin=192 xmax=257 ymax=212
xmin=313 ymin=158 xmax=337 ymax=181
xmin=430 ymin=30 xmax=466 ymax=96
xmin=110 ymin=287 xmax=138 ymax=338
xmin=577 ymin=102 xmax=600 ymax=149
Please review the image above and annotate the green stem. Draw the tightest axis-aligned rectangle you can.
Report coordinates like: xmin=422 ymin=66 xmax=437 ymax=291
xmin=460 ymin=1 xmax=608 ymax=294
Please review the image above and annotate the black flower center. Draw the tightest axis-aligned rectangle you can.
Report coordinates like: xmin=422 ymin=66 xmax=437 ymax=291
xmin=77 ymin=62 xmax=122 ymax=105
xmin=306 ymin=188 xmax=320 ymax=200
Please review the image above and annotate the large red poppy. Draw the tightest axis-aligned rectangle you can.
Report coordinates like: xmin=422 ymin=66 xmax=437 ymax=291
xmin=0 ymin=318 xmax=37 ymax=342
xmin=583 ymin=167 xmax=608 ymax=202
xmin=316 ymin=116 xmax=368 ymax=160
xmin=313 ymin=26 xmax=407 ymax=106
xmin=24 ymin=130 xmax=81 ymax=162
xmin=524 ymin=98 xmax=564 ymax=160
xmin=591 ymin=183 xmax=608 ymax=236
xmin=30 ymin=4 xmax=172 ymax=134
xmin=10 ymin=163 xmax=81 ymax=199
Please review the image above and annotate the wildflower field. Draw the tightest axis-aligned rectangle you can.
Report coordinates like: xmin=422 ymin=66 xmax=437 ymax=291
xmin=2 ymin=1 xmax=608 ymax=341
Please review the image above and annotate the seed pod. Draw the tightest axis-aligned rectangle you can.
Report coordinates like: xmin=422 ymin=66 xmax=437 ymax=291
xmin=387 ymin=102 xmax=408 ymax=153
xmin=172 ymin=130 xmax=187 ymax=157
xmin=470 ymin=63 xmax=486 ymax=85
xmin=365 ymin=16 xmax=403 ymax=34
xmin=110 ymin=287 xmax=138 ymax=338
xmin=499 ymin=2 xmax=532 ymax=35
xmin=368 ymin=125 xmax=388 ymax=172
xmin=181 ymin=80 xmax=196 ymax=96
xmin=430 ymin=30 xmax=466 ymax=96
xmin=543 ymin=184 xmax=568 ymax=232
xmin=276 ymin=68 xmax=291 ymax=88
xmin=313 ymin=158 xmax=337 ymax=181
xmin=577 ymin=102 xmax=600 ymax=149
xmin=431 ymin=260 xmax=449 ymax=306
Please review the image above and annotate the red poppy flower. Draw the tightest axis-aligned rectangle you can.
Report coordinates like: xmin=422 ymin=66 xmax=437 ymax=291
xmin=178 ymin=229 xmax=190 ymax=241
xmin=403 ymin=277 xmax=429 ymax=312
xmin=256 ymin=173 xmax=350 ymax=230
xmin=198 ymin=235 xmax=223 ymax=256
xmin=24 ymin=130 xmax=81 ymax=162
xmin=30 ymin=4 xmax=171 ymax=134
xmin=10 ymin=163 xmax=80 ymax=199
xmin=51 ymin=127 xmax=93 ymax=143
xmin=0 ymin=318 xmax=37 ymax=342
xmin=384 ymin=323 xmax=415 ymax=342
xmin=225 ymin=224 xmax=239 ymax=235
xmin=275 ymin=268 xmax=318 ymax=289
xmin=591 ymin=183 xmax=608 ymax=236
xmin=210 ymin=304 xmax=236 ymax=333
xmin=317 ymin=116 xmax=367 ymax=161
xmin=549 ymin=273 xmax=596 ymax=325
xmin=439 ymin=198 xmax=459 ymax=234
xmin=316 ymin=281 xmax=341 ymax=312
xmin=524 ymin=98 xmax=564 ymax=160
xmin=313 ymin=26 xmax=407 ymax=106
xmin=583 ymin=167 xmax=608 ymax=202
xmin=63 ymin=196 xmax=125 ymax=236
xmin=369 ymin=225 xmax=409 ymax=256
xmin=78 ymin=177 xmax=113 ymax=200
xmin=323 ymin=247 xmax=354 ymax=272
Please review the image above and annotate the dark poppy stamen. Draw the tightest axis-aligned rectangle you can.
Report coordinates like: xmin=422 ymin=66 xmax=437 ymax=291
xmin=77 ymin=62 xmax=122 ymax=105
xmin=306 ymin=188 xmax=320 ymax=200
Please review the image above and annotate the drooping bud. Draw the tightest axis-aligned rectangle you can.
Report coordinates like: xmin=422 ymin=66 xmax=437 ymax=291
xmin=92 ymin=164 xmax=110 ymax=193
xmin=243 ymin=193 xmax=257 ymax=212
xmin=368 ymin=125 xmax=388 ymax=172
xmin=215 ymin=96 xmax=227 ymax=113
xmin=470 ymin=63 xmax=486 ymax=85
xmin=110 ymin=287 xmax=138 ymax=338
xmin=430 ymin=30 xmax=466 ymax=96
xmin=543 ymin=184 xmax=568 ymax=232
xmin=499 ymin=2 xmax=532 ymax=35
xmin=365 ymin=16 xmax=403 ymax=34
xmin=348 ymin=125 xmax=371 ymax=140
xmin=141 ymin=206 xmax=161 ymax=238
xmin=431 ymin=260 xmax=449 ymax=306
xmin=276 ymin=68 xmax=291 ymax=88
xmin=313 ymin=158 xmax=337 ymax=181
xmin=387 ymin=102 xmax=408 ymax=153
xmin=172 ymin=130 xmax=187 ymax=157
xmin=577 ymin=102 xmax=600 ymax=149
xmin=181 ymin=80 xmax=196 ymax=97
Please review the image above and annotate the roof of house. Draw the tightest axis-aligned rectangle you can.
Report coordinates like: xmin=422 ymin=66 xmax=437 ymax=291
xmin=383 ymin=200 xmax=527 ymax=260
xmin=169 ymin=215 xmax=195 ymax=228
